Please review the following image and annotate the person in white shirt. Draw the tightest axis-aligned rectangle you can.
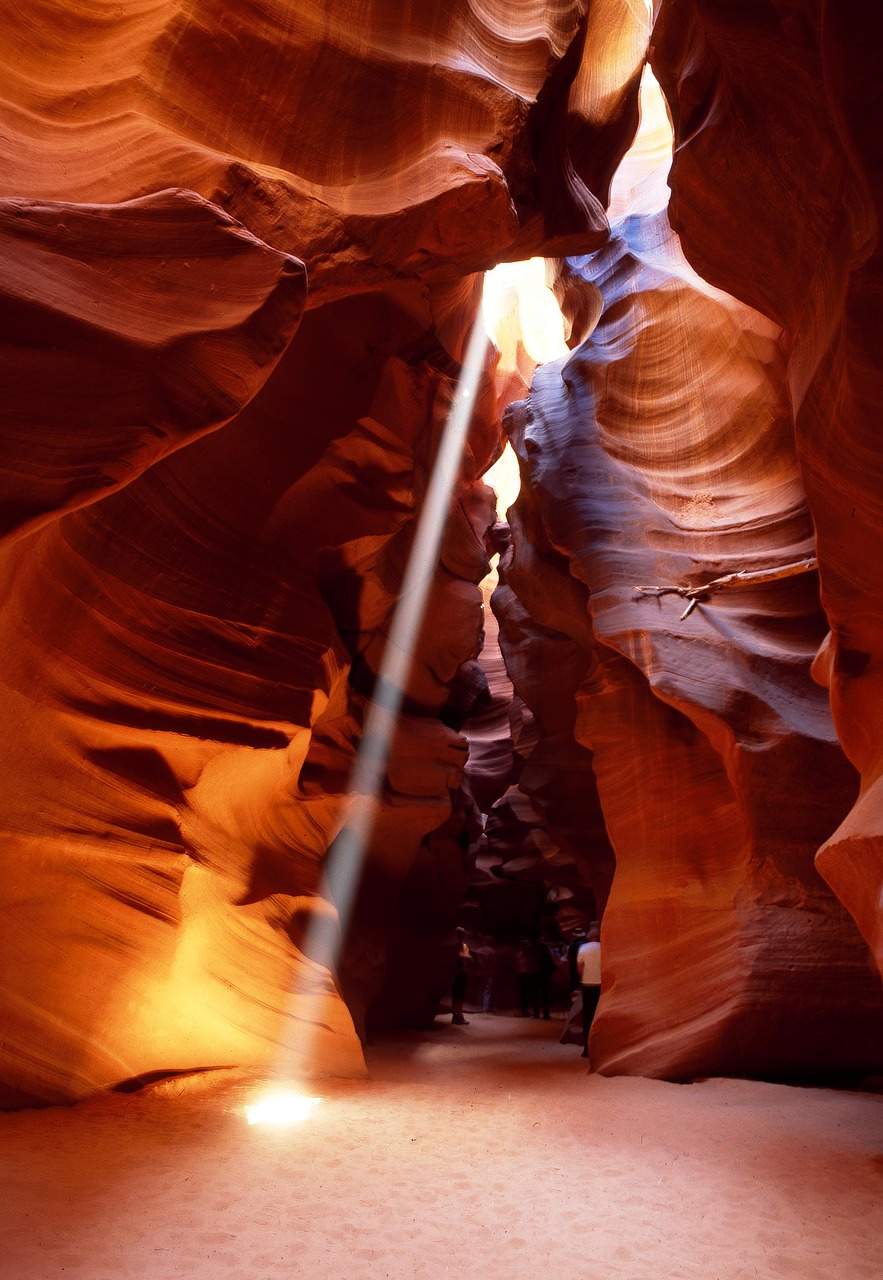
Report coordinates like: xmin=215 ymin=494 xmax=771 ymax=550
xmin=575 ymin=922 xmax=602 ymax=1060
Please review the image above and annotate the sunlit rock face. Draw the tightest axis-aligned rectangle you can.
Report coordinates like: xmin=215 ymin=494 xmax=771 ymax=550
xmin=0 ymin=1 xmax=651 ymax=1105
xmin=652 ymin=0 xmax=883 ymax=974
xmin=0 ymin=281 xmax=498 ymax=1105
xmin=496 ymin=205 xmax=883 ymax=1079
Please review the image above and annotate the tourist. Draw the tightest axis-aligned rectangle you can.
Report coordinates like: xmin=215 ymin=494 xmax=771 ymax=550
xmin=451 ymin=926 xmax=471 ymax=1025
xmin=576 ymin=921 xmax=602 ymax=1059
xmin=536 ymin=933 xmax=557 ymax=1020
xmin=515 ymin=936 xmax=542 ymax=1017
xmin=567 ymin=926 xmax=587 ymax=992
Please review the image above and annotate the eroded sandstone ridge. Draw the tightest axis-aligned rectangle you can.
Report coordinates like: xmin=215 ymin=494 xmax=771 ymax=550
xmin=496 ymin=208 xmax=882 ymax=1077
xmin=486 ymin=2 xmax=883 ymax=1075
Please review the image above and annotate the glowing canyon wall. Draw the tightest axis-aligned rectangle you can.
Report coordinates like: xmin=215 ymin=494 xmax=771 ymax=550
xmin=0 ymin=0 xmax=646 ymax=1105
xmin=652 ymin=0 xmax=883 ymax=980
xmin=1 ymin=0 xmax=881 ymax=1105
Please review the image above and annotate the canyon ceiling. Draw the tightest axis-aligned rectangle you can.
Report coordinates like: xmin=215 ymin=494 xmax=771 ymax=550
xmin=1 ymin=0 xmax=882 ymax=1108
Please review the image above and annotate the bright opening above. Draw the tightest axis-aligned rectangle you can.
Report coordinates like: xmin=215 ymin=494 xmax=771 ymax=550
xmin=481 ymin=258 xmax=570 ymax=517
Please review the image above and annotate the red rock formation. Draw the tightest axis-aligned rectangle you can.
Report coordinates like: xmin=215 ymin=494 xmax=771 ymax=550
xmin=8 ymin=0 xmax=879 ymax=1102
xmin=0 ymin=277 xmax=506 ymax=1105
xmin=0 ymin=190 xmax=306 ymax=541
xmin=0 ymin=0 xmax=642 ymax=294
xmin=496 ymin=205 xmax=883 ymax=1079
xmin=0 ymin=1 xmax=650 ymax=1104
xmin=652 ymin=0 xmax=883 ymax=974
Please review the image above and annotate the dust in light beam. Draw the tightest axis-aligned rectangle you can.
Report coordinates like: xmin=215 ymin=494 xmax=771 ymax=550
xmin=247 ymin=259 xmax=570 ymax=1123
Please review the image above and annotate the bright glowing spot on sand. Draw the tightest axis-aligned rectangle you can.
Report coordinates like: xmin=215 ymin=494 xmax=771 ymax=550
xmin=245 ymin=1089 xmax=321 ymax=1126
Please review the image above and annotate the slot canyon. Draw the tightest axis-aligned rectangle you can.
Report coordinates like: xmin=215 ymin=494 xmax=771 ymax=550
xmin=1 ymin=3 xmax=882 ymax=1278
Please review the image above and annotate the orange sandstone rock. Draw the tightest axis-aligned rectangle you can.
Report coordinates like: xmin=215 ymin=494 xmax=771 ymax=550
xmin=497 ymin=208 xmax=883 ymax=1078
xmin=0 ymin=0 xmax=652 ymax=1103
xmin=653 ymin=0 xmax=883 ymax=976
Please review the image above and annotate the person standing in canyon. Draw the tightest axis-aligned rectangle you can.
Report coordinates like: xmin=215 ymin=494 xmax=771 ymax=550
xmin=451 ymin=927 xmax=471 ymax=1025
xmin=516 ymin=935 xmax=542 ymax=1017
xmin=576 ymin=922 xmax=602 ymax=1060
xmin=536 ymin=933 xmax=557 ymax=1020
xmin=567 ymin=927 xmax=587 ymax=992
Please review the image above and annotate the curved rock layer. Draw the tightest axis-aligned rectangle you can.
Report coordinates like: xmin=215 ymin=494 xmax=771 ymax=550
xmin=0 ymin=190 xmax=307 ymax=542
xmin=497 ymin=206 xmax=883 ymax=1079
xmin=0 ymin=282 xmax=499 ymax=1105
xmin=652 ymin=0 xmax=883 ymax=972
xmin=489 ymin=523 xmax=616 ymax=921
xmin=0 ymin=2 xmax=653 ymax=1104
xmin=0 ymin=0 xmax=648 ymax=297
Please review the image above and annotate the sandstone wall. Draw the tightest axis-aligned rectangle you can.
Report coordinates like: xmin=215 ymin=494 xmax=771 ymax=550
xmin=653 ymin=0 xmax=883 ymax=975
xmin=3 ymin=0 xmax=880 ymax=1103
xmin=0 ymin=0 xmax=647 ymax=1104
xmin=495 ymin=208 xmax=883 ymax=1078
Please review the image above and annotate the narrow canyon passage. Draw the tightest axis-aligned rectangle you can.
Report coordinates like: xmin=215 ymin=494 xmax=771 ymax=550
xmin=3 ymin=32 xmax=883 ymax=1280
xmin=3 ymin=0 xmax=883 ymax=1113
xmin=2 ymin=1017 xmax=881 ymax=1280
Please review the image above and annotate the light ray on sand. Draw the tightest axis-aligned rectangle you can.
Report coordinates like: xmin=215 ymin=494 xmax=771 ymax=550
xmin=245 ymin=1088 xmax=320 ymax=1126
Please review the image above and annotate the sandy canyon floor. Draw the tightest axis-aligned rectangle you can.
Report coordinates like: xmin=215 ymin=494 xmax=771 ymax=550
xmin=1 ymin=1013 xmax=881 ymax=1279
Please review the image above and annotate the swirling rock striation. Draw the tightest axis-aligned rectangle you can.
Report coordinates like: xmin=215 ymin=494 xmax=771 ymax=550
xmin=0 ymin=282 xmax=500 ymax=1105
xmin=0 ymin=0 xmax=648 ymax=298
xmin=0 ymin=1 xmax=652 ymax=1104
xmin=652 ymin=0 xmax=883 ymax=974
xmin=0 ymin=189 xmax=306 ymax=542
xmin=496 ymin=206 xmax=883 ymax=1079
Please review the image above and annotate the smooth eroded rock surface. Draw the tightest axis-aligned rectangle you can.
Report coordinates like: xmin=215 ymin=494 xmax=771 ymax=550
xmin=3 ymin=0 xmax=882 ymax=1104
xmin=653 ymin=0 xmax=883 ymax=974
xmin=0 ymin=1 xmax=651 ymax=1103
xmin=496 ymin=207 xmax=883 ymax=1078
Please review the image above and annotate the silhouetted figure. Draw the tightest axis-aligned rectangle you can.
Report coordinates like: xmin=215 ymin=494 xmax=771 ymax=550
xmin=451 ymin=927 xmax=470 ymax=1025
xmin=536 ymin=934 xmax=557 ymax=1020
xmin=516 ymin=936 xmax=542 ymax=1017
xmin=567 ymin=927 xmax=587 ymax=992
xmin=576 ymin=922 xmax=602 ymax=1059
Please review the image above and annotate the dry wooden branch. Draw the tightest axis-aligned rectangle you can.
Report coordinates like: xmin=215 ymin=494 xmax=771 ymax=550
xmin=634 ymin=556 xmax=818 ymax=621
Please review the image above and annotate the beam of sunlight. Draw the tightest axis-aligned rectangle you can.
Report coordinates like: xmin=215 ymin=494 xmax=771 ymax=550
xmin=252 ymin=312 xmax=490 ymax=1106
xmin=317 ymin=314 xmax=490 ymax=935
